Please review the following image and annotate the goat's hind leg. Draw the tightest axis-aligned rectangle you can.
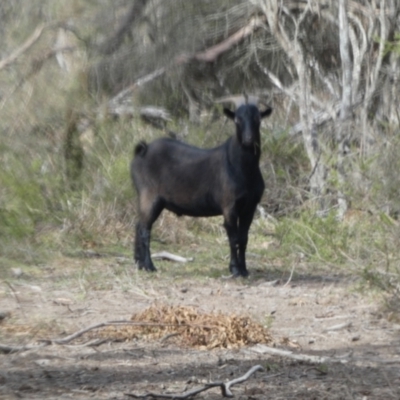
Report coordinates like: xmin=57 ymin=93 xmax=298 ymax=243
xmin=134 ymin=198 xmax=164 ymax=272
xmin=136 ymin=224 xmax=157 ymax=271
xmin=134 ymin=223 xmax=146 ymax=270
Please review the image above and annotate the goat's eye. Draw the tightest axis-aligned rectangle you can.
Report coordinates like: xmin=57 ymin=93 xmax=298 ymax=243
xmin=235 ymin=117 xmax=242 ymax=125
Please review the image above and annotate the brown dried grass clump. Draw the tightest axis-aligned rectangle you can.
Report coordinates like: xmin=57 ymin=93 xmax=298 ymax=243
xmin=0 ymin=321 xmax=61 ymax=340
xmin=99 ymin=304 xmax=274 ymax=349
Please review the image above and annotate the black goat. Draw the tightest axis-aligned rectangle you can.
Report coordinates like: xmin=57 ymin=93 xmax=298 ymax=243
xmin=131 ymin=96 xmax=272 ymax=277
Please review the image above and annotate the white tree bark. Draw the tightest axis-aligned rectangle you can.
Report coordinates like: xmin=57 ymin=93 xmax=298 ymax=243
xmin=337 ymin=0 xmax=353 ymax=219
xmin=241 ymin=0 xmax=400 ymax=215
xmin=254 ymin=0 xmax=327 ymax=205
xmin=360 ymin=0 xmax=388 ymax=155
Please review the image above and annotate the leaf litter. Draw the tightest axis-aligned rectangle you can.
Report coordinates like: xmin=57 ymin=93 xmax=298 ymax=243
xmin=96 ymin=303 xmax=275 ymax=349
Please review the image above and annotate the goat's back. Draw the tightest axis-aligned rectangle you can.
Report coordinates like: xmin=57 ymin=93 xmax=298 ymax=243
xmin=131 ymin=137 xmax=234 ymax=216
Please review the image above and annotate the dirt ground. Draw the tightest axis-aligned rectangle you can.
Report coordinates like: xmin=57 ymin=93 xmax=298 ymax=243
xmin=1 ymin=257 xmax=400 ymax=400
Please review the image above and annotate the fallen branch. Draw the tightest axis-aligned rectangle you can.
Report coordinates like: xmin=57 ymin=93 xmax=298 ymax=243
xmin=194 ymin=16 xmax=265 ymax=62
xmin=250 ymin=344 xmax=348 ymax=364
xmin=50 ymin=320 xmax=217 ymax=345
xmin=323 ymin=321 xmax=352 ymax=332
xmin=107 ymin=67 xmax=167 ymax=109
xmin=50 ymin=321 xmax=131 ymax=344
xmin=125 ymin=364 xmax=264 ymax=399
xmin=0 ymin=343 xmax=48 ymax=354
xmin=107 ymin=15 xmax=266 ymax=113
xmin=107 ymin=103 xmax=171 ymax=122
xmin=0 ymin=23 xmax=46 ymax=71
xmin=0 ymin=319 xmax=219 ymax=353
xmin=151 ymin=251 xmax=194 ymax=263
xmin=159 ymin=332 xmax=180 ymax=343
xmin=283 ymin=257 xmax=299 ymax=287
xmin=63 ymin=338 xmax=110 ymax=348
xmin=1 ymin=45 xmax=76 ymax=109
xmin=0 ymin=320 xmax=219 ymax=354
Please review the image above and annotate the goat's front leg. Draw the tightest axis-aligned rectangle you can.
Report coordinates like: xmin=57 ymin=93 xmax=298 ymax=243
xmin=223 ymin=213 xmax=241 ymax=277
xmin=237 ymin=214 xmax=255 ymax=278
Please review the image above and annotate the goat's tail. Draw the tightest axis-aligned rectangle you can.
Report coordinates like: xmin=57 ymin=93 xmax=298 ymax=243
xmin=134 ymin=141 xmax=148 ymax=157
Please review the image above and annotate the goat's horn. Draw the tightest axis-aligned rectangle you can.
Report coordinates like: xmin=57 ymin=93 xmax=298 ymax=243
xmin=215 ymin=94 xmax=259 ymax=108
xmin=215 ymin=95 xmax=244 ymax=107
xmin=246 ymin=95 xmax=259 ymax=105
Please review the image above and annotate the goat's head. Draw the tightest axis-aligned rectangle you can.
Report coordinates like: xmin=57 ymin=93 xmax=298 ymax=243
xmin=218 ymin=95 xmax=272 ymax=148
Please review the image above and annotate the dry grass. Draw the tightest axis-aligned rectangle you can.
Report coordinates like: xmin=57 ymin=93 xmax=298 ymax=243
xmin=96 ymin=303 xmax=274 ymax=349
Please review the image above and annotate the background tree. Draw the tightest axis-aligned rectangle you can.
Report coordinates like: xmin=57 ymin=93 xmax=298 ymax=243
xmin=1 ymin=0 xmax=400 ymax=303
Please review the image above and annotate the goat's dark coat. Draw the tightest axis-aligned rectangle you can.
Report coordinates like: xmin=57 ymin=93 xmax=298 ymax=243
xmin=131 ymin=102 xmax=272 ymax=277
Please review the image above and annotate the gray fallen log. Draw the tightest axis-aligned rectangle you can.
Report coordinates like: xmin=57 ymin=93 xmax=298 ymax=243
xmin=250 ymin=344 xmax=348 ymax=364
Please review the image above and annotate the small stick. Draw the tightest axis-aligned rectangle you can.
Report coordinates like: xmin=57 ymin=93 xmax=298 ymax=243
xmin=160 ymin=332 xmax=180 ymax=343
xmin=64 ymin=338 xmax=110 ymax=348
xmin=50 ymin=320 xmax=217 ymax=345
xmin=0 ymin=24 xmax=46 ymax=70
xmin=125 ymin=385 xmax=213 ymax=399
xmin=218 ymin=364 xmax=264 ymax=397
xmin=0 ymin=320 xmax=219 ymax=353
xmin=125 ymin=364 xmax=264 ymax=399
xmin=50 ymin=321 xmax=132 ymax=344
xmin=283 ymin=257 xmax=299 ymax=287
xmin=323 ymin=322 xmax=352 ymax=332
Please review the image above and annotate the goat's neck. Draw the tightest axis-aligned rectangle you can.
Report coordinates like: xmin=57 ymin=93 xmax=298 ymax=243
xmin=228 ymin=136 xmax=261 ymax=173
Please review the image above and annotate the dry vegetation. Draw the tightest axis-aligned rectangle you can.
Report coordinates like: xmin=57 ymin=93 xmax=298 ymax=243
xmin=1 ymin=0 xmax=400 ymax=398
xmin=123 ymin=304 xmax=273 ymax=348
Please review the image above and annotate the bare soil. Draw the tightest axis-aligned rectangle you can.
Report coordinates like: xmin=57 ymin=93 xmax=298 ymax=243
xmin=1 ymin=257 xmax=400 ymax=399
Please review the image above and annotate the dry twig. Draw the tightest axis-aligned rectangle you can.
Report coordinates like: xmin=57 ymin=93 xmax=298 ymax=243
xmin=0 ymin=305 xmax=273 ymax=353
xmin=0 ymin=24 xmax=46 ymax=70
xmin=0 ymin=320 xmax=218 ymax=353
xmin=125 ymin=364 xmax=264 ymax=399
xmin=50 ymin=320 xmax=218 ymax=345
xmin=323 ymin=322 xmax=352 ymax=332
xmin=107 ymin=15 xmax=266 ymax=111
xmin=283 ymin=257 xmax=299 ymax=287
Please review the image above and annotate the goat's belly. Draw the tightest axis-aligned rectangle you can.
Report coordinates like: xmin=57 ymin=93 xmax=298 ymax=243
xmin=164 ymin=200 xmax=221 ymax=218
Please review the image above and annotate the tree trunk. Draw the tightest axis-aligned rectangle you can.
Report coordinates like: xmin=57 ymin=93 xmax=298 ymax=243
xmin=337 ymin=0 xmax=353 ymax=219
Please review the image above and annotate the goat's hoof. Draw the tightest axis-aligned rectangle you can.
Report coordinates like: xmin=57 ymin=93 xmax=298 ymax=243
xmin=231 ymin=270 xmax=243 ymax=279
xmin=135 ymin=262 xmax=144 ymax=270
xmin=239 ymin=268 xmax=249 ymax=278
xmin=232 ymin=270 xmax=249 ymax=278
xmin=136 ymin=262 xmax=156 ymax=272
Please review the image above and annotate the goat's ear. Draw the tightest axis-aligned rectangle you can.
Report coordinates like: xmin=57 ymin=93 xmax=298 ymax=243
xmin=223 ymin=108 xmax=235 ymax=120
xmin=260 ymin=107 xmax=273 ymax=119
